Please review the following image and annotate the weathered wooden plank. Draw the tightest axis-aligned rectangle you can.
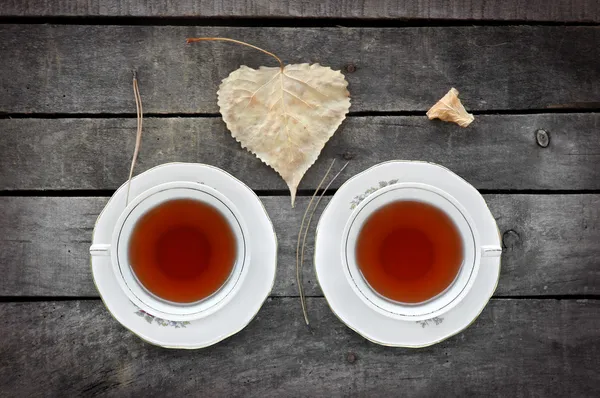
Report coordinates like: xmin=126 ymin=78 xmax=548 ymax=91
xmin=3 ymin=0 xmax=600 ymax=22
xmin=1 ymin=25 xmax=599 ymax=113
xmin=0 ymin=299 xmax=597 ymax=396
xmin=0 ymin=195 xmax=597 ymax=297
xmin=2 ymin=114 xmax=600 ymax=191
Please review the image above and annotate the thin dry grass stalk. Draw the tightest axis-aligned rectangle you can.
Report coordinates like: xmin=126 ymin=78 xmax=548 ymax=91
xmin=126 ymin=71 xmax=143 ymax=205
xmin=297 ymin=160 xmax=350 ymax=325
xmin=296 ymin=159 xmax=336 ymax=324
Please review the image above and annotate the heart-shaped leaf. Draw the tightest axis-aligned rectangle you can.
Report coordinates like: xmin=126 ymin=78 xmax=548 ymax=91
xmin=217 ymin=63 xmax=351 ymax=206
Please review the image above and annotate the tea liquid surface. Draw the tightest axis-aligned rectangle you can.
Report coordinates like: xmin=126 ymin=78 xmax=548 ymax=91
xmin=356 ymin=200 xmax=463 ymax=303
xmin=129 ymin=199 xmax=236 ymax=303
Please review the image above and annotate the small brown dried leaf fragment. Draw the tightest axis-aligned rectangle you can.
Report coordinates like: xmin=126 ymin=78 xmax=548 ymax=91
xmin=427 ymin=88 xmax=474 ymax=127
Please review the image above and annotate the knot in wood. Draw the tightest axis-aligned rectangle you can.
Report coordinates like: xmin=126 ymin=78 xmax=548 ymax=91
xmin=342 ymin=151 xmax=355 ymax=160
xmin=344 ymin=63 xmax=357 ymax=73
xmin=535 ymin=129 xmax=550 ymax=148
xmin=502 ymin=229 xmax=521 ymax=250
xmin=346 ymin=352 xmax=357 ymax=364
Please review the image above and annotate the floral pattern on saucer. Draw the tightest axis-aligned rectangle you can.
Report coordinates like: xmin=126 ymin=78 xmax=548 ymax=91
xmin=350 ymin=179 xmax=399 ymax=209
xmin=316 ymin=161 xmax=502 ymax=347
xmin=91 ymin=163 xmax=278 ymax=348
xmin=135 ymin=309 xmax=191 ymax=328
xmin=416 ymin=317 xmax=444 ymax=328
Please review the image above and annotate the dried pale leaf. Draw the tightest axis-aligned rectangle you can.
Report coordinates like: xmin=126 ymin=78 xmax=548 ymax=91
xmin=217 ymin=63 xmax=351 ymax=206
xmin=426 ymin=88 xmax=474 ymax=127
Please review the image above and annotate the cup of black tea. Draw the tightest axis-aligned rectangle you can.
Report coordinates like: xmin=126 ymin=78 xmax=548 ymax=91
xmin=342 ymin=182 xmax=501 ymax=321
xmin=104 ymin=181 xmax=250 ymax=322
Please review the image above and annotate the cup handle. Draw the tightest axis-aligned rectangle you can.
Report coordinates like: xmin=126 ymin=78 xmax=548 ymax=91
xmin=90 ymin=244 xmax=111 ymax=256
xmin=481 ymin=245 xmax=503 ymax=258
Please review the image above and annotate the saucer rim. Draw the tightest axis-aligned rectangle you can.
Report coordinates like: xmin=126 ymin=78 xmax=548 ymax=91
xmin=314 ymin=160 xmax=501 ymax=348
xmin=90 ymin=162 xmax=278 ymax=349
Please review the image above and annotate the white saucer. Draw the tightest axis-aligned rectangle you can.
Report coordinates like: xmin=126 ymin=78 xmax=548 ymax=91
xmin=314 ymin=161 xmax=501 ymax=347
xmin=90 ymin=163 xmax=277 ymax=349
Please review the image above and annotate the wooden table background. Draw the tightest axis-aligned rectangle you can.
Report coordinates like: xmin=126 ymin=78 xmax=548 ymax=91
xmin=1 ymin=1 xmax=599 ymax=396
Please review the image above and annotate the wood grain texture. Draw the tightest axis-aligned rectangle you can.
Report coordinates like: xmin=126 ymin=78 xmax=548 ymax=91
xmin=0 ymin=299 xmax=597 ymax=396
xmin=1 ymin=25 xmax=599 ymax=113
xmin=0 ymin=195 xmax=598 ymax=297
xmin=3 ymin=0 xmax=600 ymax=22
xmin=2 ymin=114 xmax=600 ymax=191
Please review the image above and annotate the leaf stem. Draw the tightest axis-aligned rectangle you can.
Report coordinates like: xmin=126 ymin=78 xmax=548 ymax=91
xmin=186 ymin=37 xmax=284 ymax=69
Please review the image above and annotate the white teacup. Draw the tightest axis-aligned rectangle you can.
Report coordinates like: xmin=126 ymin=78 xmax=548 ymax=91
xmin=90 ymin=181 xmax=250 ymax=322
xmin=342 ymin=182 xmax=502 ymax=321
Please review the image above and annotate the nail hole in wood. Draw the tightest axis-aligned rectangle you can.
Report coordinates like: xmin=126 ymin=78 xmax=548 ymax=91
xmin=342 ymin=151 xmax=355 ymax=160
xmin=535 ymin=129 xmax=550 ymax=148
xmin=347 ymin=352 xmax=357 ymax=364
xmin=502 ymin=229 xmax=521 ymax=250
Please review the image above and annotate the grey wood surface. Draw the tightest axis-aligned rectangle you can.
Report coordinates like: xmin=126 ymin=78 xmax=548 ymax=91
xmin=1 ymin=25 xmax=599 ymax=114
xmin=1 ymin=194 xmax=598 ymax=297
xmin=3 ymin=0 xmax=600 ymax=22
xmin=1 ymin=3 xmax=598 ymax=396
xmin=0 ymin=299 xmax=597 ymax=397
xmin=2 ymin=114 xmax=600 ymax=191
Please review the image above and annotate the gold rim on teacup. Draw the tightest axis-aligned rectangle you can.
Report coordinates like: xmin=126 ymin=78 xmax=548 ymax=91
xmin=341 ymin=182 xmax=502 ymax=321
xmin=90 ymin=181 xmax=251 ymax=322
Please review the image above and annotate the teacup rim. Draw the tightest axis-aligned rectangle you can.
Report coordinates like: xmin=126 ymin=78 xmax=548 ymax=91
xmin=341 ymin=181 xmax=482 ymax=321
xmin=110 ymin=180 xmax=251 ymax=322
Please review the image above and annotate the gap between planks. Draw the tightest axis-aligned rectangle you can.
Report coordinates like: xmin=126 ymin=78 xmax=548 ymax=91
xmin=1 ymin=15 xmax=600 ymax=27
xmin=1 ymin=189 xmax=600 ymax=198
xmin=2 ymin=109 xmax=600 ymax=119
xmin=0 ymin=296 xmax=598 ymax=303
